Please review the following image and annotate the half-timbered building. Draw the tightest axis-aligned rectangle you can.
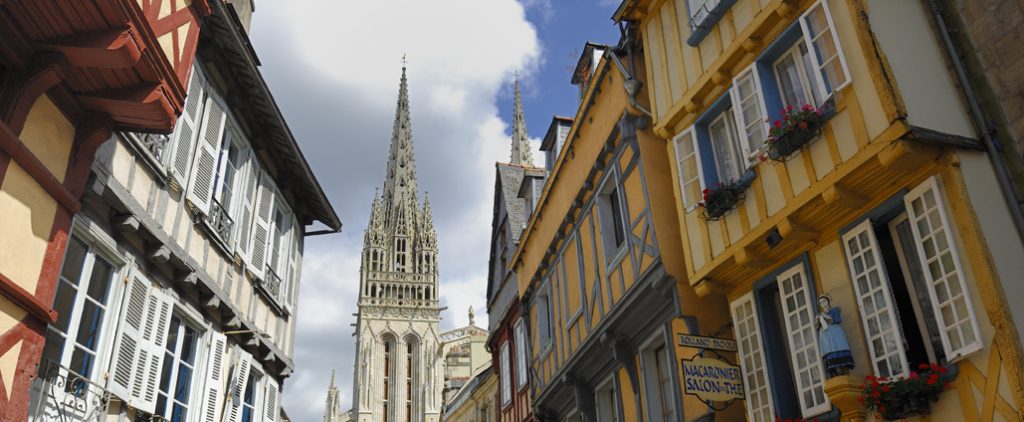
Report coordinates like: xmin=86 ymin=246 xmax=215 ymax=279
xmin=27 ymin=2 xmax=341 ymax=421
xmin=614 ymin=0 xmax=1024 ymax=420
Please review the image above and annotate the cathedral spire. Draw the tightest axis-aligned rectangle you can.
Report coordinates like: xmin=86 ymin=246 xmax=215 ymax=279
xmin=382 ymin=64 xmax=418 ymax=208
xmin=511 ymin=79 xmax=534 ymax=166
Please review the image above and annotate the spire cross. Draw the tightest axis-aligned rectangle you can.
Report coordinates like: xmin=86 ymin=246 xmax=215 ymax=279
xmin=402 ymin=54 xmax=408 ymax=68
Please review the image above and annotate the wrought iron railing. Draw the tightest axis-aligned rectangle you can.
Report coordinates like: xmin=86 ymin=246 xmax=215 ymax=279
xmin=264 ymin=266 xmax=283 ymax=300
xmin=30 ymin=358 xmax=113 ymax=422
xmin=138 ymin=133 xmax=170 ymax=161
xmin=208 ymin=198 xmax=234 ymax=243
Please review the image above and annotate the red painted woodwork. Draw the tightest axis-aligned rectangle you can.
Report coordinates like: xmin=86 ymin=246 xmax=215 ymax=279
xmin=35 ymin=28 xmax=144 ymax=69
xmin=0 ymin=55 xmax=66 ymax=135
xmin=0 ymin=272 xmax=57 ymax=325
xmin=0 ymin=119 xmax=81 ymax=213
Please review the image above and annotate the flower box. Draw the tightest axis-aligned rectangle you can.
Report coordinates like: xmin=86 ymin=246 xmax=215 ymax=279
xmin=764 ymin=103 xmax=829 ymax=162
xmin=700 ymin=183 xmax=744 ymax=220
xmin=767 ymin=122 xmax=821 ymax=161
xmin=859 ymin=363 xmax=955 ymax=421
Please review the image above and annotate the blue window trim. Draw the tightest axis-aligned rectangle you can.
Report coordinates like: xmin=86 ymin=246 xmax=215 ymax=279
xmin=693 ymin=94 xmax=733 ymax=188
xmin=686 ymin=0 xmax=738 ymax=46
xmin=754 ymin=21 xmax=804 ymax=125
xmin=837 ymin=191 xmax=908 ymax=236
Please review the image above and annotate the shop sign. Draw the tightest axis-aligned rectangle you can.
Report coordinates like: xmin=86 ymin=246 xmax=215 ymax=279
xmin=681 ymin=356 xmax=744 ymax=403
xmin=677 ymin=334 xmax=738 ymax=352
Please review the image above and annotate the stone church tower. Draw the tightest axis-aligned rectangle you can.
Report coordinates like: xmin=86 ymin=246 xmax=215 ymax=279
xmin=348 ymin=65 xmax=443 ymax=422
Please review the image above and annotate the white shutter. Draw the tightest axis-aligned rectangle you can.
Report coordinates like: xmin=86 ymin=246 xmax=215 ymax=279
xmin=514 ymin=320 xmax=528 ymax=388
xmin=842 ymin=221 xmax=908 ymax=378
xmin=170 ymin=67 xmax=205 ymax=187
xmin=731 ymin=292 xmax=773 ymax=422
xmin=106 ymin=277 xmax=173 ymax=414
xmin=236 ymin=153 xmax=259 ymax=259
xmin=224 ymin=349 xmax=253 ymax=422
xmin=799 ymin=0 xmax=851 ymax=100
xmin=903 ymin=176 xmax=981 ymax=360
xmin=263 ymin=377 xmax=280 ymax=422
xmin=673 ymin=127 xmax=705 ymax=210
xmin=187 ymin=97 xmax=227 ymax=215
xmin=499 ymin=342 xmax=511 ymax=405
xmin=286 ymin=219 xmax=301 ymax=308
xmin=107 ymin=274 xmax=150 ymax=402
xmin=200 ymin=331 xmax=229 ymax=422
xmin=776 ymin=265 xmax=829 ymax=417
xmin=249 ymin=172 xmax=275 ymax=280
xmin=730 ymin=64 xmax=768 ymax=160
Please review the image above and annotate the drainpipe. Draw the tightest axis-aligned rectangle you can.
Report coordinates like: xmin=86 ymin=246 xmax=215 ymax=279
xmin=927 ymin=0 xmax=1024 ymax=242
xmin=610 ymin=21 xmax=653 ymax=119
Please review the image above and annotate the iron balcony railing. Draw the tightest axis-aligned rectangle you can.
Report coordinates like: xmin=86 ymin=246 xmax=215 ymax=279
xmin=30 ymin=358 xmax=113 ymax=422
xmin=208 ymin=198 xmax=234 ymax=243
xmin=139 ymin=133 xmax=170 ymax=161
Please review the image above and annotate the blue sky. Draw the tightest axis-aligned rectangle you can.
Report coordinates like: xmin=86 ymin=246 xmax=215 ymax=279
xmin=248 ymin=1 xmax=625 ymax=420
xmin=499 ymin=1 xmax=620 ymax=143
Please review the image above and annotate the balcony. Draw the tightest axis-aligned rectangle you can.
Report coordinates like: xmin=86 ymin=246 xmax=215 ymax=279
xmin=208 ymin=198 xmax=234 ymax=244
xmin=30 ymin=358 xmax=113 ymax=422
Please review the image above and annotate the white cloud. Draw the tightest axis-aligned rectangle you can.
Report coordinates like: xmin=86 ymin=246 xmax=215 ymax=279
xmin=248 ymin=2 xmax=541 ymax=421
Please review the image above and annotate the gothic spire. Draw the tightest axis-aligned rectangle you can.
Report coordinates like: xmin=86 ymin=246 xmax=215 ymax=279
xmin=382 ymin=64 xmax=418 ymax=208
xmin=511 ymin=79 xmax=534 ymax=166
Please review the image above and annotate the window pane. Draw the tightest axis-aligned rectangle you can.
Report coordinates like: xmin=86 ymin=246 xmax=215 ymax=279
xmin=775 ymin=53 xmax=808 ymax=108
xmin=180 ymin=324 xmax=198 ymax=365
xmin=85 ymin=258 xmax=113 ymax=304
xmin=74 ymin=300 xmax=105 ymax=351
xmin=69 ymin=346 xmax=96 ymax=379
xmin=174 ymin=366 xmax=193 ymax=402
xmin=710 ymin=112 xmax=742 ymax=182
xmin=60 ymin=237 xmax=88 ymax=283
xmin=52 ymin=281 xmax=78 ymax=332
xmin=41 ymin=330 xmax=66 ymax=368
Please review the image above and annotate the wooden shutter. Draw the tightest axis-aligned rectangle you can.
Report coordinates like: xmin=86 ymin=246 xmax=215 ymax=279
xmin=286 ymin=218 xmax=301 ymax=308
xmin=106 ymin=277 xmax=173 ymax=414
xmin=187 ymin=97 xmax=227 ymax=215
xmin=249 ymin=172 xmax=275 ymax=280
xmin=500 ymin=342 xmax=511 ymax=405
xmin=673 ymin=127 xmax=704 ymax=210
xmin=730 ymin=64 xmax=768 ymax=160
xmin=170 ymin=66 xmax=205 ymax=188
xmin=236 ymin=153 xmax=259 ymax=260
xmin=224 ymin=349 xmax=253 ymax=422
xmin=200 ymin=331 xmax=228 ymax=422
xmin=731 ymin=292 xmax=773 ymax=422
xmin=843 ymin=221 xmax=908 ymax=377
xmin=799 ymin=0 xmax=851 ymax=100
xmin=263 ymin=377 xmax=280 ymax=422
xmin=776 ymin=264 xmax=829 ymax=417
xmin=903 ymin=176 xmax=981 ymax=360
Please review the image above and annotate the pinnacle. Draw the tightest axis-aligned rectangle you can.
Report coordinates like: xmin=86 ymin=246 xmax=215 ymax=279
xmin=511 ymin=78 xmax=534 ymax=166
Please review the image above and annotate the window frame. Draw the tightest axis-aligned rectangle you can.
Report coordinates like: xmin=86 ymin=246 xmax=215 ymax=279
xmin=535 ymin=279 xmax=554 ymax=353
xmin=595 ymin=374 xmax=621 ymax=422
xmin=731 ymin=291 xmax=774 ymax=422
xmin=798 ymin=0 xmax=852 ymax=100
xmin=639 ymin=331 xmax=677 ymax=422
xmin=499 ymin=341 xmax=512 ymax=407
xmin=596 ymin=168 xmax=628 ymax=265
xmin=707 ymin=107 xmax=745 ymax=183
xmin=771 ymin=41 xmax=821 ymax=110
xmin=155 ymin=313 xmax=204 ymax=422
xmin=513 ymin=319 xmax=528 ymax=390
xmin=730 ymin=63 xmax=770 ymax=162
xmin=775 ymin=263 xmax=830 ymax=417
xmin=673 ymin=127 xmax=705 ymax=212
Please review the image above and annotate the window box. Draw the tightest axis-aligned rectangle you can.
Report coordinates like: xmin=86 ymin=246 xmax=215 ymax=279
xmin=699 ymin=169 xmax=755 ymax=220
xmin=700 ymin=183 xmax=743 ymax=220
xmin=860 ymin=364 xmax=956 ymax=421
xmin=765 ymin=103 xmax=832 ymax=162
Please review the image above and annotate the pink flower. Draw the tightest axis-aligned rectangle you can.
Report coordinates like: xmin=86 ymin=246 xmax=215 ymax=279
xmin=798 ymin=121 xmax=808 ymax=129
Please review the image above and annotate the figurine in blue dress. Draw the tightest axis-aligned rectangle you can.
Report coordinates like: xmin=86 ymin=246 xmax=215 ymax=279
xmin=817 ymin=295 xmax=855 ymax=378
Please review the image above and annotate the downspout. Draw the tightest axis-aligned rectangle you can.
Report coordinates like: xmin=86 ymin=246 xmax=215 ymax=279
xmin=610 ymin=20 xmax=653 ymax=119
xmin=927 ymin=0 xmax=1024 ymax=241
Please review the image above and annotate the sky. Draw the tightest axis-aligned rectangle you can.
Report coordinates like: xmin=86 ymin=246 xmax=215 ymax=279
xmin=247 ymin=1 xmax=621 ymax=420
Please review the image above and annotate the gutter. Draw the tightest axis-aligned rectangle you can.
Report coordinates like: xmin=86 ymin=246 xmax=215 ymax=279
xmin=926 ymin=0 xmax=1024 ymax=242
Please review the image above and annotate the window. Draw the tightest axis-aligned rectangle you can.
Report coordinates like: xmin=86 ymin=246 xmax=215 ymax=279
xmin=536 ymin=281 xmax=553 ymax=349
xmin=240 ymin=372 xmax=258 ymax=422
xmin=730 ymin=65 xmax=768 ymax=160
xmin=773 ymin=42 xmax=822 ymax=109
xmin=731 ymin=293 xmax=774 ymax=422
xmin=500 ymin=341 xmax=512 ymax=406
xmin=799 ymin=0 xmax=851 ymax=98
xmin=673 ymin=128 xmax=704 ymax=210
xmin=212 ymin=126 xmax=244 ymax=226
xmin=840 ymin=176 xmax=981 ymax=379
xmin=406 ymin=342 xmax=413 ymax=422
xmin=595 ymin=375 xmax=620 ymax=422
xmin=395 ymin=237 xmax=408 ymax=272
xmin=730 ymin=261 xmax=828 ymax=419
xmin=708 ymin=109 xmax=745 ymax=183
xmin=156 ymin=316 xmax=200 ymax=422
xmin=41 ymin=235 xmax=117 ymax=392
xmin=640 ymin=334 xmax=676 ymax=422
xmin=514 ymin=320 xmax=528 ymax=388
xmin=383 ymin=340 xmax=393 ymax=422
xmin=597 ymin=172 xmax=627 ymax=260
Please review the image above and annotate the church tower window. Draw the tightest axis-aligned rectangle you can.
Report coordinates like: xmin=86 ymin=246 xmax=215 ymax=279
xmin=395 ymin=238 xmax=407 ymax=272
xmin=406 ymin=342 xmax=413 ymax=422
xmin=384 ymin=340 xmax=392 ymax=422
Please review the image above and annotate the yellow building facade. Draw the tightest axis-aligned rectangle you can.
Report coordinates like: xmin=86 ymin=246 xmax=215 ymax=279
xmin=614 ymin=0 xmax=1024 ymax=420
xmin=511 ymin=42 xmax=741 ymax=421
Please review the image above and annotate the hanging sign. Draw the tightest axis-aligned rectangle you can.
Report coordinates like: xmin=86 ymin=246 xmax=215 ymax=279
xmin=678 ymin=334 xmax=738 ymax=352
xmin=681 ymin=356 xmax=745 ymax=403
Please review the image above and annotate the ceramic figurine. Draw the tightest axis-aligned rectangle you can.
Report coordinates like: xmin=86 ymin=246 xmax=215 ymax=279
xmin=817 ymin=295 xmax=855 ymax=378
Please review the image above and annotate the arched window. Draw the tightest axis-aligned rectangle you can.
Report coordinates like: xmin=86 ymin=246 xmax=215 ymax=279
xmin=404 ymin=337 xmax=419 ymax=422
xmin=383 ymin=339 xmax=394 ymax=422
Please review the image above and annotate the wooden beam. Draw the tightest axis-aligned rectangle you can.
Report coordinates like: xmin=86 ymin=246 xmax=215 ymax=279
xmin=35 ymin=28 xmax=143 ymax=69
xmin=693 ymin=278 xmax=726 ymax=298
xmin=822 ymin=185 xmax=868 ymax=209
xmin=735 ymin=246 xmax=772 ymax=268
xmin=877 ymin=139 xmax=939 ymax=171
xmin=778 ymin=217 xmax=818 ymax=242
xmin=77 ymin=83 xmax=175 ymax=132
